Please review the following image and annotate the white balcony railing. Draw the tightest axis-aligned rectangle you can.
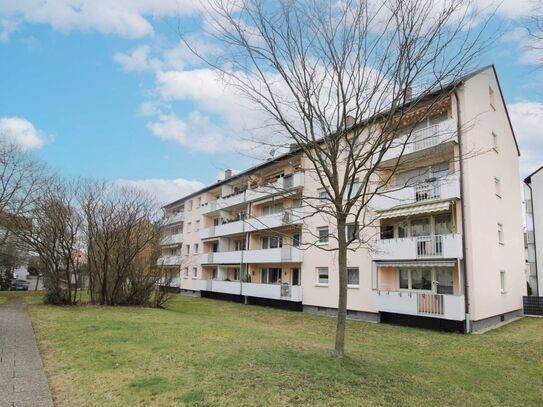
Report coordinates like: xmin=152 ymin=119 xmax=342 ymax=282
xmin=200 ymin=209 xmax=303 ymax=239
xmin=159 ymin=233 xmax=183 ymax=246
xmin=372 ymin=290 xmax=465 ymax=320
xmin=156 ymin=255 xmax=182 ymax=266
xmin=158 ymin=277 xmax=181 ymax=288
xmin=199 ymin=246 xmax=303 ymax=265
xmin=200 ymin=172 xmax=304 ymax=215
xmin=242 ymin=283 xmax=302 ymax=301
xmin=211 ymin=280 xmax=242 ymax=295
xmin=372 ymin=175 xmax=460 ymax=211
xmin=381 ymin=119 xmax=457 ymax=162
xmin=163 ymin=212 xmax=184 ymax=225
xmin=373 ymin=234 xmax=462 ymax=260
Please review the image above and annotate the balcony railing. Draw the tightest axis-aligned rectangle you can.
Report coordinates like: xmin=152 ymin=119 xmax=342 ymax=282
xmin=372 ymin=290 xmax=465 ymax=320
xmin=372 ymin=175 xmax=460 ymax=211
xmin=199 ymin=246 xmax=303 ymax=265
xmin=199 ymin=209 xmax=303 ymax=239
xmin=192 ymin=280 xmax=302 ymax=301
xmin=156 ymin=255 xmax=182 ymax=266
xmin=381 ymin=119 xmax=457 ymax=162
xmin=163 ymin=212 xmax=184 ymax=225
xmin=158 ymin=277 xmax=181 ymax=288
xmin=159 ymin=233 xmax=183 ymax=246
xmin=373 ymin=234 xmax=462 ymax=260
xmin=200 ymin=172 xmax=304 ymax=215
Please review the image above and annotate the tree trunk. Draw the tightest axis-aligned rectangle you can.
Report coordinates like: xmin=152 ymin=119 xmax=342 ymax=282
xmin=334 ymin=215 xmax=348 ymax=358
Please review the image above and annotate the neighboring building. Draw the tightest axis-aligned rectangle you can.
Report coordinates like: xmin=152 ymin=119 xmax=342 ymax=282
xmin=158 ymin=65 xmax=525 ymax=332
xmin=524 ymin=166 xmax=543 ymax=296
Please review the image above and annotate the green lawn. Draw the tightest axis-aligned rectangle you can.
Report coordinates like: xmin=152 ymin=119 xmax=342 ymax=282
xmin=2 ymin=292 xmax=542 ymax=406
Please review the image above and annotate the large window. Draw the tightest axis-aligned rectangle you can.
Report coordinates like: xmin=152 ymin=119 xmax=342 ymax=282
xmin=380 ymin=225 xmax=394 ymax=239
xmin=234 ymin=239 xmax=246 ymax=251
xmin=410 ymin=218 xmax=430 ymax=237
xmin=399 ymin=269 xmax=432 ymax=291
xmin=347 ymin=268 xmax=359 ymax=286
xmin=261 ymin=202 xmax=284 ymax=216
xmin=261 ymin=268 xmax=281 ymax=284
xmin=434 ymin=215 xmax=452 ymax=235
xmin=317 ymin=267 xmax=329 ymax=285
xmin=262 ymin=236 xmax=282 ymax=249
xmin=293 ymin=233 xmax=300 ymax=247
xmin=318 ymin=227 xmax=329 ymax=244
xmin=346 ymin=223 xmax=359 ymax=241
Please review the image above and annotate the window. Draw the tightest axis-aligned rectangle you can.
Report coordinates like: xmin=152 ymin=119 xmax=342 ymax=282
xmin=233 ymin=267 xmax=240 ymax=281
xmin=261 ymin=203 xmax=284 ymax=216
xmin=197 ymin=197 xmax=201 ymax=208
xmin=194 ymin=243 xmax=199 ymax=254
xmin=186 ymin=222 xmax=191 ymax=233
xmin=184 ymin=267 xmax=189 ymax=277
xmin=318 ymin=227 xmax=329 ymax=244
xmin=492 ymin=132 xmax=498 ymax=152
xmin=345 ymin=179 xmax=360 ymax=200
xmin=380 ymin=224 xmax=394 ymax=240
xmin=347 ymin=268 xmax=359 ymax=287
xmin=318 ymin=188 xmax=328 ymax=203
xmin=346 ymin=223 xmax=359 ymax=241
xmin=500 ymin=270 xmax=506 ymax=293
xmin=188 ymin=200 xmax=193 ymax=211
xmin=489 ymin=86 xmax=495 ymax=110
xmin=495 ymin=177 xmax=501 ymax=198
xmin=234 ymin=239 xmax=246 ymax=251
xmin=399 ymin=269 xmax=432 ymax=291
xmin=498 ymin=223 xmax=504 ymax=244
xmin=398 ymin=221 xmax=409 ymax=238
xmin=195 ymin=220 xmax=200 ymax=230
xmin=262 ymin=236 xmax=282 ymax=249
xmin=193 ymin=267 xmax=198 ymax=278
xmin=212 ymin=268 xmax=217 ymax=279
xmin=434 ymin=215 xmax=453 ymax=235
xmin=186 ymin=244 xmax=190 ymax=255
xmin=410 ymin=218 xmax=430 ymax=237
xmin=293 ymin=233 xmax=301 ymax=247
xmin=317 ymin=267 xmax=329 ymax=285
xmin=261 ymin=268 xmax=281 ymax=284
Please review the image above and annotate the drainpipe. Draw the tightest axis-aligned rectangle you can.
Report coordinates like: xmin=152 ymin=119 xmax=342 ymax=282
xmin=453 ymin=90 xmax=471 ymax=333
xmin=526 ymin=182 xmax=540 ymax=296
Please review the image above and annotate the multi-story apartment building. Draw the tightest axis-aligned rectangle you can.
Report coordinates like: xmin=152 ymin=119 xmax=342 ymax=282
xmin=524 ymin=166 xmax=543 ymax=296
xmin=158 ymin=66 xmax=525 ymax=332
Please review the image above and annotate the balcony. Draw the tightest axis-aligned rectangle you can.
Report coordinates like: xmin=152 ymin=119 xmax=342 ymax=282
xmin=199 ymin=209 xmax=303 ymax=239
xmin=163 ymin=212 xmax=184 ymax=226
xmin=156 ymin=255 xmax=182 ymax=266
xmin=372 ymin=175 xmax=460 ymax=211
xmin=159 ymin=233 xmax=183 ymax=246
xmin=200 ymin=172 xmax=304 ymax=215
xmin=373 ymin=234 xmax=462 ymax=260
xmin=199 ymin=247 xmax=303 ymax=265
xmin=381 ymin=119 xmax=457 ymax=163
xmin=372 ymin=290 xmax=465 ymax=320
xmin=242 ymin=283 xmax=302 ymax=301
xmin=211 ymin=280 xmax=241 ymax=295
xmin=158 ymin=277 xmax=181 ymax=288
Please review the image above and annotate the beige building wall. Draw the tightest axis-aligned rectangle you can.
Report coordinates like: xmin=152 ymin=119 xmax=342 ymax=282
xmin=456 ymin=67 xmax=525 ymax=322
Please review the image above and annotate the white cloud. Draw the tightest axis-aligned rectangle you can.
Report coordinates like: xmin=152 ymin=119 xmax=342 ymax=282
xmin=508 ymin=101 xmax=543 ymax=177
xmin=0 ymin=18 xmax=19 ymax=42
xmin=112 ymin=177 xmax=205 ymax=206
xmin=0 ymin=0 xmax=200 ymax=39
xmin=0 ymin=117 xmax=49 ymax=150
xmin=113 ymin=45 xmax=162 ymax=72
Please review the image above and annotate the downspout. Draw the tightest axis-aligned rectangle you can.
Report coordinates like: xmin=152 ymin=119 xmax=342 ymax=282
xmin=453 ymin=90 xmax=471 ymax=333
xmin=526 ymin=182 xmax=540 ymax=296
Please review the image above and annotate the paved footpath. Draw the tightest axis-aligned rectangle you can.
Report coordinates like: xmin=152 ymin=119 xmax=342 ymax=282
xmin=0 ymin=303 xmax=54 ymax=407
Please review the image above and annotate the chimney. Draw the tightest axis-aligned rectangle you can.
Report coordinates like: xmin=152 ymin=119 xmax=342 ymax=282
xmin=345 ymin=115 xmax=355 ymax=128
xmin=289 ymin=143 xmax=298 ymax=152
xmin=405 ymin=86 xmax=413 ymax=101
xmin=224 ymin=169 xmax=233 ymax=179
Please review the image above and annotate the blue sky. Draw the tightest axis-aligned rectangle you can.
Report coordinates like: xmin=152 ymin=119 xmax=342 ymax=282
xmin=1 ymin=1 xmax=543 ymax=204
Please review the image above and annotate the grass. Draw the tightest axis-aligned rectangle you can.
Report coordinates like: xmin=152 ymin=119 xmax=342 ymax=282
xmin=2 ymin=292 xmax=542 ymax=406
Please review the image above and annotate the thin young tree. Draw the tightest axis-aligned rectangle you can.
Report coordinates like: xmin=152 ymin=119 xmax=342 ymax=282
xmin=184 ymin=0 xmax=496 ymax=357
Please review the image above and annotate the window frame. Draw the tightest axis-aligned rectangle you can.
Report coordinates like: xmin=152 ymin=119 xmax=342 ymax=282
xmin=317 ymin=227 xmax=329 ymax=244
xmin=316 ymin=267 xmax=329 ymax=286
xmin=347 ymin=267 xmax=360 ymax=288
xmin=498 ymin=222 xmax=504 ymax=245
xmin=500 ymin=270 xmax=506 ymax=294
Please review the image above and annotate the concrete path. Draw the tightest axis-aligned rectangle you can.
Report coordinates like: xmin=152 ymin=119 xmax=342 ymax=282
xmin=0 ymin=303 xmax=54 ymax=407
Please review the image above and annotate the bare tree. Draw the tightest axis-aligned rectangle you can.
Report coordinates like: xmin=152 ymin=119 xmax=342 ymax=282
xmin=4 ymin=179 xmax=85 ymax=304
xmin=82 ymin=182 xmax=162 ymax=306
xmin=185 ymin=0 xmax=495 ymax=357
xmin=524 ymin=0 xmax=543 ymax=65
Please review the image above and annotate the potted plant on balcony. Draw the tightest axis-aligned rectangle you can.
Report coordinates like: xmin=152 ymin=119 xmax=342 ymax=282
xmin=249 ymin=178 xmax=259 ymax=189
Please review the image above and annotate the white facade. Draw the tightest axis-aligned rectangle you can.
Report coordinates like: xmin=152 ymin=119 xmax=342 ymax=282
xmin=159 ymin=66 xmax=526 ymax=331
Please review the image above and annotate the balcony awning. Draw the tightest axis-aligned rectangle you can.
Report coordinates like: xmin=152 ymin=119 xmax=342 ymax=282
xmin=377 ymin=200 xmax=451 ymax=219
xmin=375 ymin=260 xmax=457 ymax=268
